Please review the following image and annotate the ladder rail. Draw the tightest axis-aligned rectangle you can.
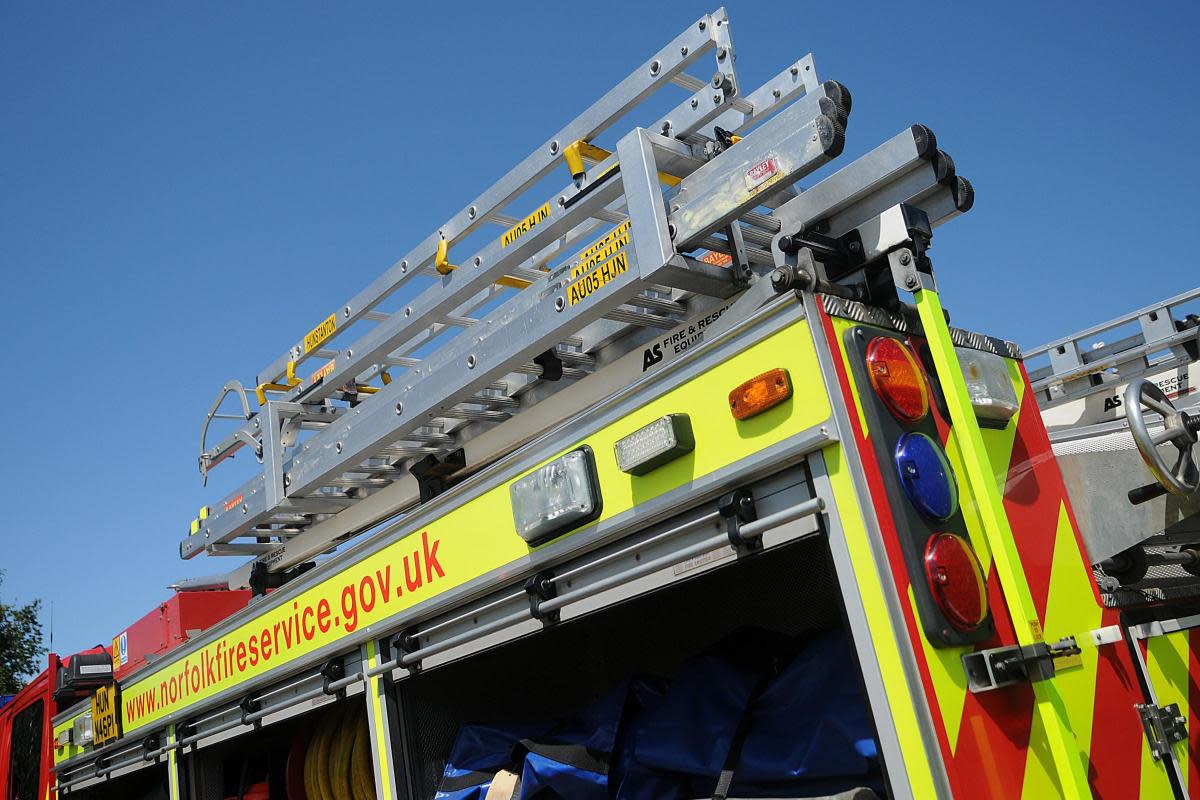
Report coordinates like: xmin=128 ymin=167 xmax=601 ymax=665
xmin=1027 ymin=285 xmax=1200 ymax=359
xmin=1026 ymin=285 xmax=1200 ymax=401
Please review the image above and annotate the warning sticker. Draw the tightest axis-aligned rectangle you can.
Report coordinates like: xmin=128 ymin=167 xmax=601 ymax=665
xmin=566 ymin=250 xmax=629 ymax=306
xmin=309 ymin=359 xmax=336 ymax=385
xmin=304 ymin=313 xmax=337 ymax=354
xmin=501 ymin=202 xmax=552 ymax=248
xmin=745 ymin=155 xmax=784 ymax=196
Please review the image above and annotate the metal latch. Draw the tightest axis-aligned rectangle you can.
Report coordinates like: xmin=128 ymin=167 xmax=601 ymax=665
xmin=1137 ymin=703 xmax=1187 ymax=762
xmin=962 ymin=636 xmax=1081 ymax=693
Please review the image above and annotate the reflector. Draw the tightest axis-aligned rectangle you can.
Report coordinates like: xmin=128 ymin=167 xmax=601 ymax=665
xmin=924 ymin=532 xmax=988 ymax=631
xmin=866 ymin=337 xmax=928 ymax=423
xmin=894 ymin=432 xmax=958 ymax=521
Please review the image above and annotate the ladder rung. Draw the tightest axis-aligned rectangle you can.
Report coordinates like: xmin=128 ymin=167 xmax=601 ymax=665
xmin=442 ymin=408 xmax=512 ymax=423
xmin=696 ymin=236 xmax=774 ymax=266
xmin=485 ymin=212 xmax=520 ymax=227
xmin=741 ymin=210 xmax=782 ymax=233
xmin=605 ymin=308 xmax=678 ymax=330
xmin=467 ymin=393 xmax=520 ymax=409
xmin=324 ymin=477 xmax=393 ymax=490
xmin=516 ymin=363 xmax=589 ymax=380
xmin=627 ymin=293 xmax=687 ymax=315
xmin=670 ymin=73 xmax=708 ymax=93
xmin=376 ymin=443 xmax=443 ymax=458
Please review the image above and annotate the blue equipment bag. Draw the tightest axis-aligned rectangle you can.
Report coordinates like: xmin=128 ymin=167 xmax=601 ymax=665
xmin=632 ymin=629 xmax=880 ymax=798
xmin=434 ymin=722 xmax=548 ymax=799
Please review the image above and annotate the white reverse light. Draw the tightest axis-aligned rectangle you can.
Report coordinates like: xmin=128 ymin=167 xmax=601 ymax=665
xmin=510 ymin=448 xmax=600 ymax=545
xmin=957 ymin=347 xmax=1019 ymax=425
xmin=614 ymin=414 xmax=695 ymax=475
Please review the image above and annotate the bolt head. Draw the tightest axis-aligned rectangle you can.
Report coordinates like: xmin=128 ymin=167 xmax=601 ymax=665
xmin=899 ymin=251 xmax=912 ymax=265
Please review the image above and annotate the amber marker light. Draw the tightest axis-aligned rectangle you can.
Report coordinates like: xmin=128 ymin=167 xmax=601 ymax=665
xmin=729 ymin=368 xmax=791 ymax=420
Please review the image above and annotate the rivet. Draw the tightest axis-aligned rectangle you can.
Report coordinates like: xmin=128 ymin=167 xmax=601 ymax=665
xmin=467 ymin=354 xmax=476 ymax=369
xmin=555 ymin=297 xmax=565 ymax=311
xmin=549 ymin=140 xmax=559 ymax=154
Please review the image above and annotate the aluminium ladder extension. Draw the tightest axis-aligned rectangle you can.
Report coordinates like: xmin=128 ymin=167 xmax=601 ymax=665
xmin=1028 ymin=287 xmax=1200 ymax=596
xmin=187 ymin=9 xmax=973 ymax=592
xmin=1029 ymin=286 xmax=1200 ymax=427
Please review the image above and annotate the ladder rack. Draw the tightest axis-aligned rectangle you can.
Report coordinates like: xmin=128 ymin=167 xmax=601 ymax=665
xmin=185 ymin=8 xmax=975 ymax=590
xmin=1027 ymin=286 xmax=1200 ymax=407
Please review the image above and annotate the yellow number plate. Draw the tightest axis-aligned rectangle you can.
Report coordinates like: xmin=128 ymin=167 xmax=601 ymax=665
xmin=91 ymin=684 xmax=121 ymax=747
xmin=500 ymin=202 xmax=551 ymax=248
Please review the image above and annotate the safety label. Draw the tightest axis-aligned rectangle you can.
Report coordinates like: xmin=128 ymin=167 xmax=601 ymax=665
xmin=304 ymin=313 xmax=338 ymax=353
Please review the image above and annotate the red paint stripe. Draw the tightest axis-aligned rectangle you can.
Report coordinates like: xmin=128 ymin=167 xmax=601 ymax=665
xmin=1086 ymin=608 xmax=1145 ymax=799
xmin=1189 ymin=628 xmax=1200 ymax=797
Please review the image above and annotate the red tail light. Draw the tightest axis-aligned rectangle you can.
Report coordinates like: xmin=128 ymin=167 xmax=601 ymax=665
xmin=866 ymin=337 xmax=928 ymax=423
xmin=924 ymin=533 xmax=987 ymax=631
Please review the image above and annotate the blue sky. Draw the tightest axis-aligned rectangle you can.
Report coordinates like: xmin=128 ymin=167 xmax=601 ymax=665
xmin=1 ymin=2 xmax=1197 ymax=661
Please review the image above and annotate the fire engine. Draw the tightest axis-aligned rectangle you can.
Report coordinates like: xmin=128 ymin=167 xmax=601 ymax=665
xmin=2 ymin=9 xmax=1198 ymax=799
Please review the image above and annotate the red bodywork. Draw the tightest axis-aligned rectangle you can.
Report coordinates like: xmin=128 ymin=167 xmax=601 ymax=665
xmin=114 ymin=590 xmax=251 ymax=681
xmin=0 ymin=655 xmax=58 ymax=800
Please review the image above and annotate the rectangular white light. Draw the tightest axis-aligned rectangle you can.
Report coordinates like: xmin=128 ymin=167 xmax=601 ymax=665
xmin=510 ymin=448 xmax=600 ymax=544
xmin=614 ymin=414 xmax=694 ymax=475
xmin=957 ymin=347 xmax=1019 ymax=425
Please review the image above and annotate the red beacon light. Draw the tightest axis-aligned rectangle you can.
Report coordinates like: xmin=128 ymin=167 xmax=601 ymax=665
xmin=866 ymin=337 xmax=929 ymax=424
xmin=924 ymin=532 xmax=988 ymax=631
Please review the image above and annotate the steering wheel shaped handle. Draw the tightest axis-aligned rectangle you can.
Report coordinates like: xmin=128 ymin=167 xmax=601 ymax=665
xmin=1125 ymin=378 xmax=1200 ymax=496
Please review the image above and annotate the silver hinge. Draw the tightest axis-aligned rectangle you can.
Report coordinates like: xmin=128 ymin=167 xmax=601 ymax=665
xmin=1137 ymin=702 xmax=1187 ymax=762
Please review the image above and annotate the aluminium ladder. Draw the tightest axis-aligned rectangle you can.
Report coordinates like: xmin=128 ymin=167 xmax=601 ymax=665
xmin=187 ymin=9 xmax=972 ymax=592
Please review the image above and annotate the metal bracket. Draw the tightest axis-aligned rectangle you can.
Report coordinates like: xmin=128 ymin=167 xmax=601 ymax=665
xmin=525 ymin=570 xmax=560 ymax=625
xmin=962 ymin=636 xmax=1081 ymax=693
xmin=140 ymin=734 xmax=160 ymax=761
xmin=248 ymin=559 xmax=315 ymax=598
xmin=394 ymin=627 xmax=423 ymax=674
xmin=1137 ymin=702 xmax=1187 ymax=761
xmin=533 ymin=349 xmax=564 ymax=382
xmin=408 ymin=448 xmax=467 ymax=503
xmin=320 ymin=658 xmax=346 ymax=698
xmin=239 ymin=693 xmax=262 ymax=727
xmin=718 ymin=488 xmax=760 ymax=551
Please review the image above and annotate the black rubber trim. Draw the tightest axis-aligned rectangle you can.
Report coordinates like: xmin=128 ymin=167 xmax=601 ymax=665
xmin=437 ymin=770 xmax=497 ymax=792
xmin=514 ymin=740 xmax=610 ymax=775
xmin=911 ymin=124 xmax=937 ymax=158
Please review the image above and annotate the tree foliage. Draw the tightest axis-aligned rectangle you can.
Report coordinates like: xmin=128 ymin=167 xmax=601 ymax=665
xmin=0 ymin=571 xmax=44 ymax=694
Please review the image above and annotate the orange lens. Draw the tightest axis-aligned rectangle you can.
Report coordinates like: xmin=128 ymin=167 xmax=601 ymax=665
xmin=866 ymin=337 xmax=929 ymax=423
xmin=729 ymin=368 xmax=791 ymax=420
